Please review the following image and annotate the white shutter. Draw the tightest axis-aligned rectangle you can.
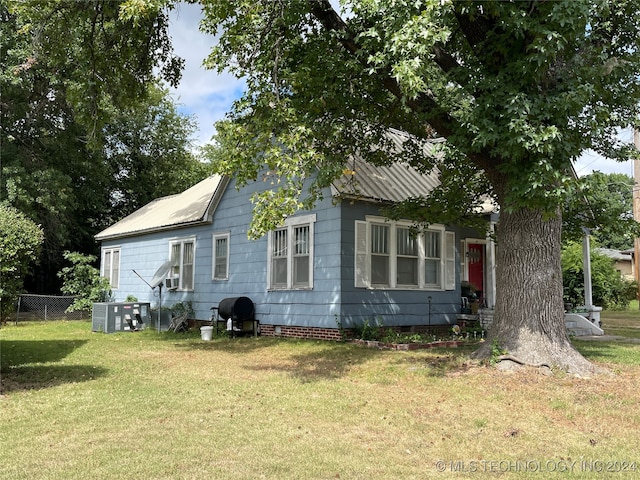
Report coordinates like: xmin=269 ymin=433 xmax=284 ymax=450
xmin=112 ymin=249 xmax=120 ymax=288
xmin=444 ymin=231 xmax=456 ymax=290
xmin=103 ymin=251 xmax=111 ymax=281
xmin=354 ymin=221 xmax=369 ymax=288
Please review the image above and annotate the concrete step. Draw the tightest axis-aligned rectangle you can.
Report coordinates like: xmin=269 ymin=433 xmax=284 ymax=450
xmin=568 ymin=327 xmax=592 ymax=337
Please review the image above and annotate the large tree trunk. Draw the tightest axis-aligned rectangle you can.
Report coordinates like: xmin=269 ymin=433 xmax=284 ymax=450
xmin=472 ymin=207 xmax=601 ymax=376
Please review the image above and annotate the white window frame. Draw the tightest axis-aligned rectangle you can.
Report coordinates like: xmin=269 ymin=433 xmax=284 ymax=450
xmin=101 ymin=247 xmax=121 ymax=289
xmin=212 ymin=232 xmax=230 ymax=281
xmin=354 ymin=216 xmax=455 ymax=291
xmin=267 ymin=214 xmax=316 ymax=290
xmin=169 ymin=236 xmax=196 ymax=291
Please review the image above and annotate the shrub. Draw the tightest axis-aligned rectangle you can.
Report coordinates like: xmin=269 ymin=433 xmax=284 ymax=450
xmin=0 ymin=205 xmax=44 ymax=322
xmin=562 ymin=241 xmax=635 ymax=310
xmin=57 ymin=251 xmax=113 ymax=313
xmin=352 ymin=318 xmax=383 ymax=341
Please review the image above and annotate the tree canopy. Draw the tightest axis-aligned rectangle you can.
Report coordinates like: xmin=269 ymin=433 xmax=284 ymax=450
xmin=2 ymin=1 xmax=207 ymax=292
xmin=564 ymin=172 xmax=640 ymax=250
xmin=0 ymin=204 xmax=44 ymax=322
xmin=9 ymin=0 xmax=640 ymax=374
xmin=203 ymin=0 xmax=639 ymax=236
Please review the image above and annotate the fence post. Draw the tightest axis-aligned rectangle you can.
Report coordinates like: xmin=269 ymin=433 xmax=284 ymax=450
xmin=15 ymin=296 xmax=21 ymax=325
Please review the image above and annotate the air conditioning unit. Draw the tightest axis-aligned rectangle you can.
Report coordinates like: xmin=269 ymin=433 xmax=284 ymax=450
xmin=165 ymin=276 xmax=179 ymax=290
xmin=92 ymin=302 xmax=150 ymax=333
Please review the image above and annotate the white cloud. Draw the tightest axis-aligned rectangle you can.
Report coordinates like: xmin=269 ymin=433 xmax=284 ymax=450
xmin=167 ymin=2 xmax=244 ymax=147
xmin=574 ymin=151 xmax=634 ymax=177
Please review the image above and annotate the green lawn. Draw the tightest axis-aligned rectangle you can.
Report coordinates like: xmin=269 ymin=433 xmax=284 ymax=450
xmin=1 ymin=311 xmax=640 ymax=479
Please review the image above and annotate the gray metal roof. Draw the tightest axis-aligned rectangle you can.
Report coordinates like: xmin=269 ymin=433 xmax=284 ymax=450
xmin=332 ymin=158 xmax=442 ymax=203
xmin=95 ymin=175 xmax=227 ymax=241
xmin=331 ymin=129 xmax=497 ymax=214
xmin=331 ymin=129 xmax=442 ymax=203
xmin=96 ymin=130 xmax=496 ymax=242
xmin=595 ymin=248 xmax=633 ymax=261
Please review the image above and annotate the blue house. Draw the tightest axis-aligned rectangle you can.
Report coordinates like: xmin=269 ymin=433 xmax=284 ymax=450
xmin=95 ymin=131 xmax=498 ymax=339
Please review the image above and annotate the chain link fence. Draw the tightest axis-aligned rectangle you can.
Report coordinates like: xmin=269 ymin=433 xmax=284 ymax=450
xmin=14 ymin=294 xmax=86 ymax=322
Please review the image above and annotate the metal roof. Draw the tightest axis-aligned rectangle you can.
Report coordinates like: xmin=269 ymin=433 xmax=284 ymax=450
xmin=595 ymin=248 xmax=633 ymax=261
xmin=331 ymin=129 xmax=497 ymax=215
xmin=95 ymin=175 xmax=227 ymax=241
xmin=96 ymin=130 xmax=496 ymax=242
xmin=332 ymin=158 xmax=442 ymax=204
xmin=331 ymin=129 xmax=443 ymax=203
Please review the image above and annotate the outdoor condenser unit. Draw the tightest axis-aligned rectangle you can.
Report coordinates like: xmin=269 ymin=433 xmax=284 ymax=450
xmin=92 ymin=302 xmax=151 ymax=333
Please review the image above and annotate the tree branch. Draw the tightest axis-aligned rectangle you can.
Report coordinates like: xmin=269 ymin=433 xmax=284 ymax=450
xmin=432 ymin=43 xmax=462 ymax=74
xmin=452 ymin=5 xmax=496 ymax=55
xmin=307 ymin=0 xmax=456 ymax=136
xmin=307 ymin=0 xmax=501 ymax=173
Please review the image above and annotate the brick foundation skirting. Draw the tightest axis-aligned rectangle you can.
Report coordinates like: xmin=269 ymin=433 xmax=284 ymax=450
xmin=258 ymin=324 xmax=456 ymax=341
xmin=260 ymin=324 xmax=344 ymax=341
xmin=191 ymin=319 xmax=459 ymax=342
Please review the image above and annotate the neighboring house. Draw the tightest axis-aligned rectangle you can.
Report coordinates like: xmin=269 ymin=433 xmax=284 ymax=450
xmin=95 ymin=130 xmax=498 ymax=339
xmin=595 ymin=248 xmax=634 ymax=281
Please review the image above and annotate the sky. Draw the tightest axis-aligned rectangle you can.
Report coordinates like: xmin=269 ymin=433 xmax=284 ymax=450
xmin=166 ymin=3 xmax=635 ymax=178
xmin=166 ymin=3 xmax=242 ymax=148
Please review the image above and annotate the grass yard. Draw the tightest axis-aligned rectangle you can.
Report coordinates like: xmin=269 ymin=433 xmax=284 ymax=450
xmin=1 ymin=310 xmax=640 ymax=480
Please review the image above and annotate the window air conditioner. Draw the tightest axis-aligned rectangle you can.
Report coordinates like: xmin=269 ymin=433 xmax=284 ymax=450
xmin=165 ymin=276 xmax=179 ymax=290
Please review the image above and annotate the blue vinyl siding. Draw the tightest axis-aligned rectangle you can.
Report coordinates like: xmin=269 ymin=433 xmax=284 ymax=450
xmin=102 ymin=177 xmax=342 ymax=328
xmin=101 ymin=175 xmax=478 ymax=331
xmin=337 ymin=202 xmax=463 ymax=328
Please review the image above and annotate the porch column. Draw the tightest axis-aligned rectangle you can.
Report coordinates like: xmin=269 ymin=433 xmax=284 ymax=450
xmin=582 ymin=227 xmax=593 ymax=308
xmin=486 ymin=222 xmax=497 ymax=308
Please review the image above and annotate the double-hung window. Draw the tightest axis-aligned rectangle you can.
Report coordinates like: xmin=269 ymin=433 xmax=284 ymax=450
xmin=169 ymin=237 xmax=195 ymax=290
xmin=355 ymin=217 xmax=455 ymax=290
xmin=370 ymin=223 xmax=390 ymax=285
xmin=102 ymin=247 xmax=121 ymax=289
xmin=423 ymin=230 xmax=441 ymax=287
xmin=396 ymin=226 xmax=419 ymax=286
xmin=268 ymin=214 xmax=316 ymax=290
xmin=212 ymin=233 xmax=230 ymax=280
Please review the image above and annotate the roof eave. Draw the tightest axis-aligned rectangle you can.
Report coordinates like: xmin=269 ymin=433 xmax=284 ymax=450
xmin=95 ymin=218 xmax=213 ymax=242
xmin=95 ymin=175 xmax=229 ymax=243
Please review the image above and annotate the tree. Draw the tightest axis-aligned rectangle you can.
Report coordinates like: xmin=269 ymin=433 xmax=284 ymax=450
xmin=0 ymin=204 xmax=44 ymax=322
xmin=562 ymin=241 xmax=636 ymax=310
xmin=6 ymin=0 xmax=183 ymax=135
xmin=57 ymin=251 xmax=112 ymax=313
xmin=201 ymin=0 xmax=640 ymax=375
xmin=99 ymin=85 xmax=209 ymax=230
xmin=2 ymin=2 xmax=206 ymax=292
xmin=18 ymin=0 xmax=640 ymax=375
xmin=1 ymin=2 xmax=101 ymax=290
xmin=564 ymin=172 xmax=640 ymax=250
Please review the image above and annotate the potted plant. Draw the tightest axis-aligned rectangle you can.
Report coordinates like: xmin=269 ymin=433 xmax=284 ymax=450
xmin=460 ymin=281 xmax=478 ymax=299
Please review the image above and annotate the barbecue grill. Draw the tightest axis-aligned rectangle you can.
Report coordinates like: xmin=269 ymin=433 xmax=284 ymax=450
xmin=213 ymin=296 xmax=258 ymax=337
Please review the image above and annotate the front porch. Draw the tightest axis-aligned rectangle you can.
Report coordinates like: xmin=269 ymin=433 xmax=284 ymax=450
xmin=456 ymin=307 xmax=604 ymax=337
xmin=459 ymin=225 xmax=604 ymax=338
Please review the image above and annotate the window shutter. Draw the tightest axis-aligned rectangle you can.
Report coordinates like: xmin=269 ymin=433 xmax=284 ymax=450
xmin=354 ymin=221 xmax=369 ymax=287
xmin=112 ymin=249 xmax=120 ymax=288
xmin=103 ymin=251 xmax=111 ymax=280
xmin=444 ymin=231 xmax=456 ymax=290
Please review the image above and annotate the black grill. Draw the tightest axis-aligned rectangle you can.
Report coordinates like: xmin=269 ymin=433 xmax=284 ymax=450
xmin=218 ymin=296 xmax=254 ymax=322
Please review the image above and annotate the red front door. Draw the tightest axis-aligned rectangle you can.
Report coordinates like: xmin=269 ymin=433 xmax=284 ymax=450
xmin=467 ymin=243 xmax=485 ymax=300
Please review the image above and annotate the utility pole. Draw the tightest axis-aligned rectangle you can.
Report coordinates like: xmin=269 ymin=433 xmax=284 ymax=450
xmin=634 ymin=128 xmax=640 ymax=307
